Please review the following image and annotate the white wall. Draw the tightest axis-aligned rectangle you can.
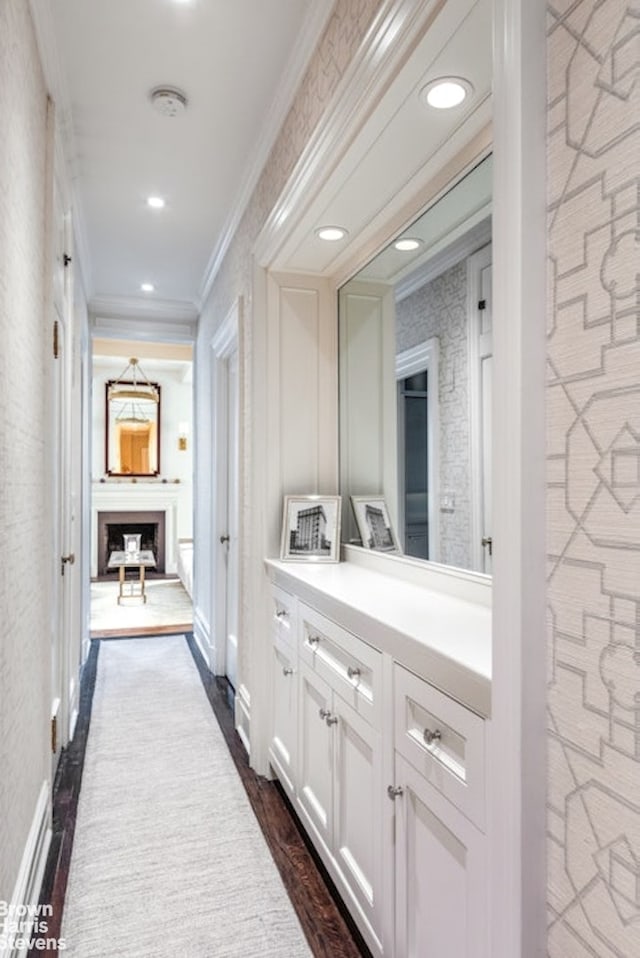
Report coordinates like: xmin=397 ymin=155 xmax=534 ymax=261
xmin=0 ymin=0 xmax=53 ymax=903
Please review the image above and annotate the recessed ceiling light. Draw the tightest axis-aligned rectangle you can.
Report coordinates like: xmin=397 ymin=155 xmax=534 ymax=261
xmin=316 ymin=226 xmax=348 ymax=242
xmin=394 ymin=238 xmax=422 ymax=252
xmin=420 ymin=77 xmax=473 ymax=110
xmin=140 ymin=283 xmax=155 ymax=293
xmin=147 ymin=196 xmax=165 ymax=209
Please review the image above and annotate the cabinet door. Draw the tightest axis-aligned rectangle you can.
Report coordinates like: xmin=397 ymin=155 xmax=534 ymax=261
xmin=269 ymin=638 xmax=297 ymax=798
xmin=333 ymin=695 xmax=384 ymax=953
xmin=297 ymin=662 xmax=333 ymax=852
xmin=395 ymin=755 xmax=487 ymax=958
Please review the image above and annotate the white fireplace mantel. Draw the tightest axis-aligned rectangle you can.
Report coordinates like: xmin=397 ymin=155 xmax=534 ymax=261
xmin=91 ymin=483 xmax=181 ymax=577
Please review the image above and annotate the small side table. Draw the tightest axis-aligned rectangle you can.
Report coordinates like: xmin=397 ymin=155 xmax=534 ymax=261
xmin=108 ymin=550 xmax=156 ymax=604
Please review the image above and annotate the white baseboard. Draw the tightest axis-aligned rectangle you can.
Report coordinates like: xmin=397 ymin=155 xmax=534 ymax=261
xmin=2 ymin=782 xmax=52 ymax=958
xmin=193 ymin=606 xmax=213 ymax=668
xmin=235 ymin=684 xmax=251 ymax=757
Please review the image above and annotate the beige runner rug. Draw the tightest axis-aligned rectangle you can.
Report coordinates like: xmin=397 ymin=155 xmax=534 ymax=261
xmin=61 ymin=635 xmax=312 ymax=957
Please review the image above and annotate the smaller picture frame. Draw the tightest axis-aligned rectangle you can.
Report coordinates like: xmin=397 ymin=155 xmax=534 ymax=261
xmin=280 ymin=495 xmax=341 ymax=563
xmin=351 ymin=495 xmax=400 ymax=553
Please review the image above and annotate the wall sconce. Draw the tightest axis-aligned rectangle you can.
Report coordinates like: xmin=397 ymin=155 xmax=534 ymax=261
xmin=178 ymin=422 xmax=189 ymax=451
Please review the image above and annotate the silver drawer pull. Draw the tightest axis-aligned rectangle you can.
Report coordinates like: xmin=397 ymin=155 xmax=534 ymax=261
xmin=282 ymin=667 xmax=293 ymax=676
xmin=423 ymin=728 xmax=442 ymax=746
xmin=325 ymin=714 xmax=338 ymax=726
xmin=387 ymin=785 xmax=404 ymax=799
xmin=347 ymin=666 xmax=361 ymax=681
xmin=319 ymin=707 xmax=331 ymax=720
xmin=275 ymin=609 xmax=289 ymax=619
xmin=308 ymin=635 xmax=320 ymax=648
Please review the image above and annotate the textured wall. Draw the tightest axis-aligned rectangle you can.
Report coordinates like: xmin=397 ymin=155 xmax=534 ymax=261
xmin=196 ymin=0 xmax=384 ymax=694
xmin=546 ymin=1 xmax=640 ymax=955
xmin=396 ymin=261 xmax=473 ymax=569
xmin=0 ymin=0 xmax=51 ymax=901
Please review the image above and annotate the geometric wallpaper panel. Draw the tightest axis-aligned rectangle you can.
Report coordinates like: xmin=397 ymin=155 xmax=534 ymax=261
xmin=547 ymin=2 xmax=640 ymax=955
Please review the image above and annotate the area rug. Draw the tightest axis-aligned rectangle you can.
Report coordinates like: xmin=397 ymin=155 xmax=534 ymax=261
xmin=90 ymin=579 xmax=193 ymax=634
xmin=61 ymin=636 xmax=312 ymax=957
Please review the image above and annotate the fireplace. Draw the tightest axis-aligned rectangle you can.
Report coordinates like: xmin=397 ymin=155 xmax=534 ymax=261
xmin=97 ymin=510 xmax=166 ymax=576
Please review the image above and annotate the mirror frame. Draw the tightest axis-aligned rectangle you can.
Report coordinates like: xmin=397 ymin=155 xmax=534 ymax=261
xmin=105 ymin=380 xmax=161 ymax=477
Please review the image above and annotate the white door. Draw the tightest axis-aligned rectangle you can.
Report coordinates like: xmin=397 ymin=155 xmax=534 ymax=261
xmin=223 ymin=348 xmax=239 ymax=687
xmin=51 ymin=199 xmax=75 ymax=775
xmin=332 ymin=695 xmax=383 ymax=948
xmin=395 ymin=755 xmax=488 ymax=958
xmin=469 ymin=245 xmax=493 ymax=573
xmin=297 ymin=663 xmax=333 ymax=852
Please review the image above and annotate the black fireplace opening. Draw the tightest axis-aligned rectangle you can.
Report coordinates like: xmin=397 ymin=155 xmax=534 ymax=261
xmin=97 ymin=510 xmax=166 ymax=577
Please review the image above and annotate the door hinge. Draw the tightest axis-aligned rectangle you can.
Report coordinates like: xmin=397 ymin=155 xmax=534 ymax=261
xmin=63 ymin=253 xmax=72 ymax=267
xmin=478 ymin=299 xmax=487 ymax=311
xmin=53 ymin=319 xmax=60 ymax=359
xmin=51 ymin=715 xmax=57 ymax=754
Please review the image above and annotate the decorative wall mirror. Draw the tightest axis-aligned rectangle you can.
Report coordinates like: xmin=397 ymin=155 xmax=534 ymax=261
xmin=105 ymin=358 xmax=161 ymax=476
xmin=339 ymin=153 xmax=492 ymax=575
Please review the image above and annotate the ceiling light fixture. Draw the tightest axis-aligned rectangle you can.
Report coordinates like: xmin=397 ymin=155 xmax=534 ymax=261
xmin=147 ymin=196 xmax=165 ymax=209
xmin=108 ymin=358 xmax=160 ymax=425
xmin=394 ymin=238 xmax=422 ymax=252
xmin=150 ymin=86 xmax=188 ymax=118
xmin=140 ymin=283 xmax=155 ymax=293
xmin=316 ymin=226 xmax=348 ymax=242
xmin=420 ymin=77 xmax=472 ymax=110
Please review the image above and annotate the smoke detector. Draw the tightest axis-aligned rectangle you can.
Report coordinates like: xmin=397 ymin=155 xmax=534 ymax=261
xmin=150 ymin=87 xmax=188 ymax=117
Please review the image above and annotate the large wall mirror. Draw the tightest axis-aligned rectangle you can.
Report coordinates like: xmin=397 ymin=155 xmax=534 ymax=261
xmin=339 ymin=153 xmax=492 ymax=575
xmin=105 ymin=372 xmax=161 ymax=477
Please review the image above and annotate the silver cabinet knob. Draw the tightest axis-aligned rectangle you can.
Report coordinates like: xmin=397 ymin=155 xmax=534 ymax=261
xmin=387 ymin=785 xmax=404 ymax=799
xmin=424 ymin=728 xmax=442 ymax=746
xmin=275 ymin=609 xmax=289 ymax=619
xmin=282 ymin=667 xmax=293 ymax=676
xmin=319 ymin=708 xmax=331 ymax=720
xmin=325 ymin=715 xmax=338 ymax=726
xmin=308 ymin=635 xmax=320 ymax=648
xmin=347 ymin=666 xmax=361 ymax=680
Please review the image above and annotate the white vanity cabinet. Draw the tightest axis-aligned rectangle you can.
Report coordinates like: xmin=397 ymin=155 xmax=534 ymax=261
xmin=297 ymin=604 xmax=385 ymax=955
xmin=268 ymin=585 xmax=298 ymax=799
xmin=265 ymin=558 xmax=491 ymax=958
xmin=392 ymin=664 xmax=488 ymax=958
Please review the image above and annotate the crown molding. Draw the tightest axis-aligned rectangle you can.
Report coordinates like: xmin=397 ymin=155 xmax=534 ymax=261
xmin=29 ymin=0 xmax=94 ymax=297
xmin=253 ymin=0 xmax=449 ymax=268
xmin=90 ymin=295 xmax=198 ymax=342
xmin=197 ymin=0 xmax=336 ymax=308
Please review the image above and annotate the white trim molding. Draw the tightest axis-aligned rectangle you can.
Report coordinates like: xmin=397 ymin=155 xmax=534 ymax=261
xmin=235 ymin=684 xmax=251 ymax=757
xmin=490 ymin=0 xmax=547 ymax=956
xmin=193 ymin=605 xmax=213 ymax=670
xmin=2 ymin=782 xmax=52 ymax=958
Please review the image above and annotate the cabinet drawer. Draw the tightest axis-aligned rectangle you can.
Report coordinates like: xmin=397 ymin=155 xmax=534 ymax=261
xmin=394 ymin=664 xmax=485 ymax=828
xmin=300 ymin=604 xmax=382 ymax=729
xmin=270 ymin=585 xmax=297 ymax=647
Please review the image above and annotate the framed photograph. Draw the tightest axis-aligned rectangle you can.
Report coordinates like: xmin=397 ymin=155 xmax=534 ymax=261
xmin=280 ymin=495 xmax=341 ymax=563
xmin=351 ymin=496 xmax=400 ymax=553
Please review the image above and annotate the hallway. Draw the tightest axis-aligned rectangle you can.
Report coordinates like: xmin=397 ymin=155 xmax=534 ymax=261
xmin=37 ymin=635 xmax=370 ymax=958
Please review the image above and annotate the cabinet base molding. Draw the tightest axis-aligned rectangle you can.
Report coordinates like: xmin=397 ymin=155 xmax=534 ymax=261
xmin=2 ymin=781 xmax=52 ymax=958
xmin=235 ymin=683 xmax=251 ymax=756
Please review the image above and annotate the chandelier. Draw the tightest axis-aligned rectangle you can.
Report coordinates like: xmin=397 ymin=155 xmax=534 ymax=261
xmin=108 ymin=358 xmax=159 ymax=424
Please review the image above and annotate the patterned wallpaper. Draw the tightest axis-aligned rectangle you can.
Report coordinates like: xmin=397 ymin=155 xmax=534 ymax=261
xmin=396 ymin=260 xmax=473 ymax=569
xmin=546 ymin=2 xmax=640 ymax=955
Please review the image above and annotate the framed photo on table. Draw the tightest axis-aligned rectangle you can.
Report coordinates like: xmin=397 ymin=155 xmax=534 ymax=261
xmin=351 ymin=495 xmax=400 ymax=553
xmin=280 ymin=495 xmax=341 ymax=563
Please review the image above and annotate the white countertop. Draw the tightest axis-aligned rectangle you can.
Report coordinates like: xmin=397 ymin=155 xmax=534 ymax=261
xmin=265 ymin=558 xmax=492 ymax=717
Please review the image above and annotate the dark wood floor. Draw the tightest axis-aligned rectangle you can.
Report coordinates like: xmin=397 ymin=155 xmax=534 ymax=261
xmin=33 ymin=632 xmax=371 ymax=958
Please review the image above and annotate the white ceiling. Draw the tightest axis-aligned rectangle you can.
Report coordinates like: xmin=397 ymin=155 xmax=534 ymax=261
xmin=37 ymin=0 xmax=333 ymax=317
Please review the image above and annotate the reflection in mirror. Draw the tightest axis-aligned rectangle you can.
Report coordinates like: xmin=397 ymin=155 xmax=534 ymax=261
xmin=339 ymin=154 xmax=492 ymax=574
xmin=106 ymin=362 xmax=161 ymax=476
